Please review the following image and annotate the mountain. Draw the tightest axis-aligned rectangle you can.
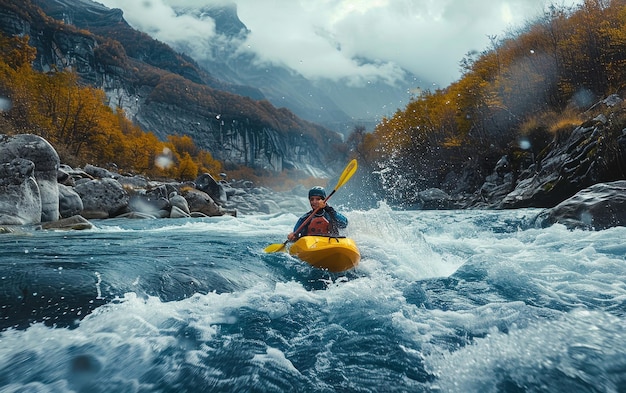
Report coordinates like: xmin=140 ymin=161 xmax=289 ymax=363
xmin=0 ymin=0 xmax=348 ymax=177
xmin=144 ymin=3 xmax=422 ymax=135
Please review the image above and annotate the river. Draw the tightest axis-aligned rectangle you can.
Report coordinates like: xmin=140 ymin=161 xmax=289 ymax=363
xmin=1 ymin=204 xmax=625 ymax=392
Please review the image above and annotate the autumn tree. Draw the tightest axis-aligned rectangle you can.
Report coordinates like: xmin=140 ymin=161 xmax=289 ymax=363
xmin=355 ymin=0 xmax=626 ymax=201
xmin=0 ymin=31 xmax=224 ymax=181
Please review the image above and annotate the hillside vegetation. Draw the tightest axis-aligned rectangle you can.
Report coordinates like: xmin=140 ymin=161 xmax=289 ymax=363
xmin=0 ymin=35 xmax=325 ymax=190
xmin=0 ymin=0 xmax=346 ymax=190
xmin=351 ymin=0 xmax=626 ymax=202
xmin=0 ymin=33 xmax=223 ymax=181
xmin=3 ymin=0 xmax=625 ymax=198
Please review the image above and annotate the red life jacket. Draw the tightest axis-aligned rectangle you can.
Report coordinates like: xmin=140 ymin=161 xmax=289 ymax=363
xmin=306 ymin=215 xmax=330 ymax=235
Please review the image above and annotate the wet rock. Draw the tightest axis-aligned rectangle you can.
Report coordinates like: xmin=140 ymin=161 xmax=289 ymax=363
xmin=169 ymin=192 xmax=190 ymax=214
xmin=538 ymin=180 xmax=626 ymax=230
xmin=195 ymin=173 xmax=227 ymax=203
xmin=418 ymin=188 xmax=454 ymax=209
xmin=41 ymin=215 xmax=93 ymax=230
xmin=0 ymin=134 xmax=59 ymax=222
xmin=58 ymin=183 xmax=84 ymax=218
xmin=499 ymin=120 xmax=626 ymax=208
xmin=74 ymin=178 xmax=129 ymax=219
xmin=116 ymin=211 xmax=158 ymax=219
xmin=182 ymin=188 xmax=224 ymax=217
xmin=0 ymin=158 xmax=41 ymax=225
xmin=169 ymin=205 xmax=191 ymax=218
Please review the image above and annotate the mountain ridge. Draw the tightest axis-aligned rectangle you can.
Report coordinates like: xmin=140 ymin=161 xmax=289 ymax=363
xmin=126 ymin=1 xmax=422 ymax=135
xmin=0 ymin=0 xmax=348 ymax=177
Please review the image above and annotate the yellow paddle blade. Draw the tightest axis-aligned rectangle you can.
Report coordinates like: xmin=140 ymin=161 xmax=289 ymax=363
xmin=334 ymin=159 xmax=358 ymax=191
xmin=264 ymin=242 xmax=287 ymax=253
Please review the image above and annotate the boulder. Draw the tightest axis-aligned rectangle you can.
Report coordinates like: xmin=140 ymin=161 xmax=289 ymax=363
xmin=57 ymin=167 xmax=74 ymax=186
xmin=58 ymin=183 xmax=84 ymax=218
xmin=195 ymin=173 xmax=227 ymax=203
xmin=169 ymin=192 xmax=190 ymax=214
xmin=83 ymin=164 xmax=118 ymax=179
xmin=0 ymin=134 xmax=60 ymax=221
xmin=169 ymin=205 xmax=191 ymax=218
xmin=0 ymin=158 xmax=41 ymax=225
xmin=74 ymin=178 xmax=129 ymax=219
xmin=418 ymin=188 xmax=454 ymax=209
xmin=117 ymin=175 xmax=149 ymax=190
xmin=538 ymin=180 xmax=626 ymax=230
xmin=59 ymin=164 xmax=93 ymax=183
xmin=41 ymin=215 xmax=93 ymax=230
xmin=182 ymin=188 xmax=223 ymax=217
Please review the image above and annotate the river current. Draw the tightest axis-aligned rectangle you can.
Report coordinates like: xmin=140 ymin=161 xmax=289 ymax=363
xmin=0 ymin=204 xmax=625 ymax=392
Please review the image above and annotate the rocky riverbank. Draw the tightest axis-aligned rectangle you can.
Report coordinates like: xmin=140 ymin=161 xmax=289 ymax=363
xmin=0 ymin=134 xmax=308 ymax=232
xmin=1 ymin=133 xmax=624 ymax=233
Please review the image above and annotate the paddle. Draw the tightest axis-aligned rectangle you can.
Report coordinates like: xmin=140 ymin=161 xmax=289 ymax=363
xmin=264 ymin=159 xmax=358 ymax=253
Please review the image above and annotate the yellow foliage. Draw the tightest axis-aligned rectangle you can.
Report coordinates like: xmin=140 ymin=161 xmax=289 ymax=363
xmin=197 ymin=151 xmax=223 ymax=175
xmin=442 ymin=137 xmax=463 ymax=148
xmin=520 ymin=109 xmax=582 ymax=136
xmin=0 ymin=31 xmax=225 ymax=182
xmin=168 ymin=134 xmax=197 ymax=155
xmin=549 ymin=115 xmax=583 ymax=134
xmin=0 ymin=34 xmax=36 ymax=69
xmin=176 ymin=152 xmax=199 ymax=181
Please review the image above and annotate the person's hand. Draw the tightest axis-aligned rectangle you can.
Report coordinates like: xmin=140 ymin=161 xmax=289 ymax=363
xmin=287 ymin=232 xmax=296 ymax=241
xmin=317 ymin=199 xmax=326 ymax=209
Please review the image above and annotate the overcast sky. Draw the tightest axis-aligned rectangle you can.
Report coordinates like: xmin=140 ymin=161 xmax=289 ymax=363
xmin=97 ymin=0 xmax=584 ymax=88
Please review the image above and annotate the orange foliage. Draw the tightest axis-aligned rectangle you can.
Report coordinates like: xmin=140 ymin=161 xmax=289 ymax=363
xmin=357 ymin=0 xmax=626 ymax=189
xmin=0 ymin=32 xmax=223 ymax=181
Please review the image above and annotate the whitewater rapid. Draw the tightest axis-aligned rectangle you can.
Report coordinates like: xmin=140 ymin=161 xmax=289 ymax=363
xmin=0 ymin=204 xmax=625 ymax=392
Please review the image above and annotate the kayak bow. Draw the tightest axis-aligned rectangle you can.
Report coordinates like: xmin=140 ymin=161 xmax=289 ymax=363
xmin=288 ymin=235 xmax=360 ymax=272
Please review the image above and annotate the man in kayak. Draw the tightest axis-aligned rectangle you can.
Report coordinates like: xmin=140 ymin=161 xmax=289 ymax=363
xmin=287 ymin=186 xmax=348 ymax=241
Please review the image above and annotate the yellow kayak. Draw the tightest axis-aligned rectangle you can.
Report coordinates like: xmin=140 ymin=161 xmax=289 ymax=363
xmin=289 ymin=236 xmax=360 ymax=272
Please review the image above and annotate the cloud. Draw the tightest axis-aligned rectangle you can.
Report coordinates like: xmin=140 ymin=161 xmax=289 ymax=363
xmin=98 ymin=0 xmax=583 ymax=87
xmin=106 ymin=0 xmax=216 ymax=40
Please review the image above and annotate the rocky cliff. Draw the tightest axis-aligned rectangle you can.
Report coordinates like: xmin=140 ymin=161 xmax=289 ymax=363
xmin=0 ymin=0 xmax=346 ymax=177
xmin=477 ymin=95 xmax=626 ymax=210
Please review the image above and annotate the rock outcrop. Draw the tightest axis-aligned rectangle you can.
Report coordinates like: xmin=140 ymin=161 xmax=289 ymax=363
xmin=0 ymin=158 xmax=41 ymax=225
xmin=0 ymin=0 xmax=346 ymax=178
xmin=0 ymin=134 xmax=306 ymax=230
xmin=0 ymin=134 xmax=60 ymax=224
xmin=468 ymin=95 xmax=626 ymax=213
xmin=536 ymin=180 xmax=626 ymax=230
xmin=498 ymin=119 xmax=624 ymax=209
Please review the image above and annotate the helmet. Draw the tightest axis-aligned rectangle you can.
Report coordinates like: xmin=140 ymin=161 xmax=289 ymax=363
xmin=308 ymin=186 xmax=326 ymax=199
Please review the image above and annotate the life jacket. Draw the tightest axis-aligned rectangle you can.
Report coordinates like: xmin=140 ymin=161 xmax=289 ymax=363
xmin=306 ymin=215 xmax=330 ymax=235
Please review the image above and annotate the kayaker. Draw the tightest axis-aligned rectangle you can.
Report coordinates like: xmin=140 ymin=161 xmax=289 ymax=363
xmin=287 ymin=186 xmax=348 ymax=241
